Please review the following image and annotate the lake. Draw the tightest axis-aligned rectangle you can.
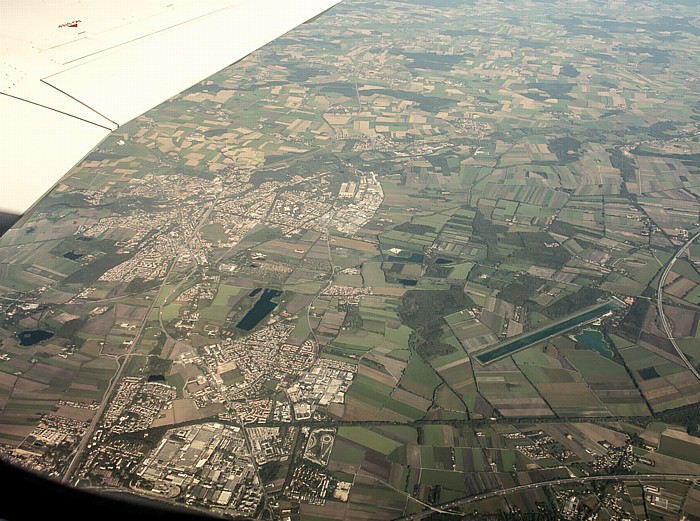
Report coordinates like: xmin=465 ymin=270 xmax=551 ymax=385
xmin=18 ymin=329 xmax=54 ymax=347
xmin=573 ymin=329 xmax=613 ymax=358
xmin=236 ymin=289 xmax=283 ymax=331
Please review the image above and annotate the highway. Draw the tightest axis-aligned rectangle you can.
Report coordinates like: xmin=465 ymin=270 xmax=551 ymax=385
xmin=62 ymin=195 xmax=222 ymax=484
xmin=394 ymin=473 xmax=699 ymax=520
xmin=656 ymin=230 xmax=700 ymax=382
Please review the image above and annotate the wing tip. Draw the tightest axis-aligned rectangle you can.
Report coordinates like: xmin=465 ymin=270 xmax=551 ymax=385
xmin=304 ymin=1 xmax=342 ymax=24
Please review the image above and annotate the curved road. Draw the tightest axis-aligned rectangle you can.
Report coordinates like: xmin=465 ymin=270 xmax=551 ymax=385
xmin=62 ymin=197 xmax=221 ymax=484
xmin=657 ymin=230 xmax=700 ymax=382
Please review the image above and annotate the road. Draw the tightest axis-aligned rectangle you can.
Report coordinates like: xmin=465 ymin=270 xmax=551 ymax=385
xmin=394 ymin=473 xmax=699 ymax=520
xmin=656 ymin=230 xmax=700 ymax=382
xmin=62 ymin=196 xmax=221 ymax=484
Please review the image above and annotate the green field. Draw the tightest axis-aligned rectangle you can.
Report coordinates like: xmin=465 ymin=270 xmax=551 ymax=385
xmin=334 ymin=331 xmax=385 ymax=353
xmin=422 ymin=425 xmax=450 ymax=447
xmin=346 ymin=374 xmax=393 ymax=409
xmin=419 ymin=469 xmax=466 ymax=491
xmin=362 ymin=262 xmax=390 ymax=287
xmin=430 ymin=348 xmax=469 ymax=369
xmin=330 ymin=440 xmax=366 ymax=464
xmin=161 ymin=303 xmax=181 ymax=322
xmin=200 ymin=223 xmax=229 ymax=241
xmin=658 ymin=433 xmax=700 ymax=465
xmin=400 ymin=355 xmax=441 ymax=399
xmin=448 ymin=262 xmax=475 ymax=280
xmin=384 ymin=324 xmax=411 ymax=347
xmin=211 ymin=285 xmax=242 ymax=308
xmin=375 ymin=425 xmax=418 ymax=445
xmin=338 ymin=426 xmax=403 ymax=455
xmin=381 ymin=397 xmax=426 ymax=420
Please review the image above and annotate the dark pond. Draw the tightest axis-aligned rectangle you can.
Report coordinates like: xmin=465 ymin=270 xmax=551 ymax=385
xmin=236 ymin=289 xmax=283 ymax=331
xmin=388 ymin=252 xmax=424 ymax=263
xmin=18 ymin=329 xmax=54 ymax=347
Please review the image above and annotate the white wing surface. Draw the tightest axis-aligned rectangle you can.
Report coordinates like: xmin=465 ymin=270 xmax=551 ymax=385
xmin=0 ymin=0 xmax=341 ymax=219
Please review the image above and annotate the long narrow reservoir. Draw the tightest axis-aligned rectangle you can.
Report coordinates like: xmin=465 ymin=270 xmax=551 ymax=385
xmin=474 ymin=300 xmax=621 ymax=365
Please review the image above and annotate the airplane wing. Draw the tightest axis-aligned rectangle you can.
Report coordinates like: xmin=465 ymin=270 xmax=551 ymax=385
xmin=0 ymin=0 xmax=341 ymax=229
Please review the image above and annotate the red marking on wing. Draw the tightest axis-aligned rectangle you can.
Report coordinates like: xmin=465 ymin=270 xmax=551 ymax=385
xmin=58 ymin=20 xmax=82 ymax=28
